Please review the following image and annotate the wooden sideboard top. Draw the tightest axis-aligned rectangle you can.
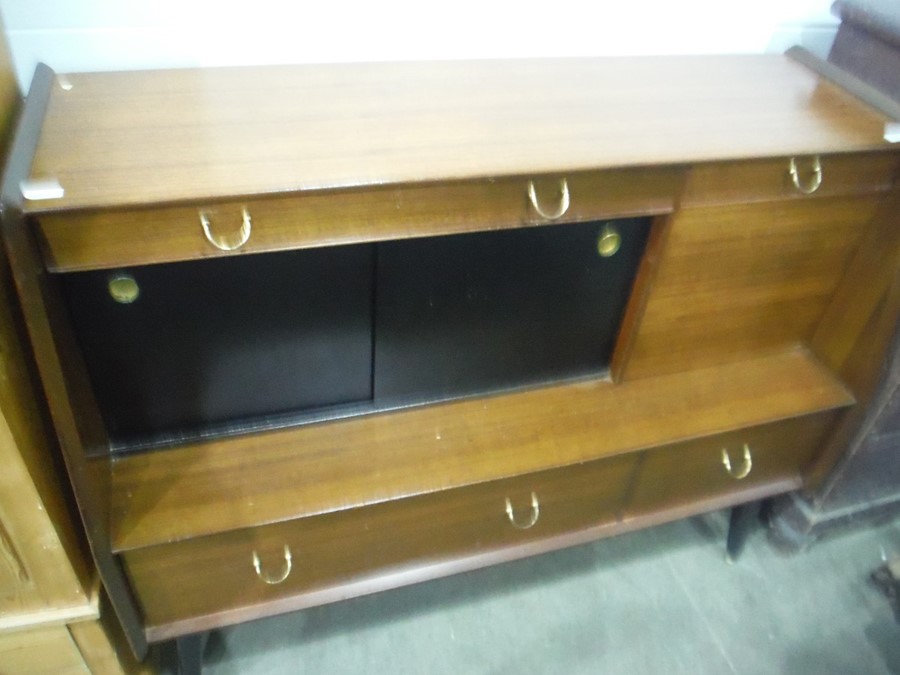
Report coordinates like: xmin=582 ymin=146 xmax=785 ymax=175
xmin=23 ymin=55 xmax=892 ymax=213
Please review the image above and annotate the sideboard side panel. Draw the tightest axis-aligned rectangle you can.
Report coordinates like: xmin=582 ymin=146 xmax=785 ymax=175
xmin=0 ymin=64 xmax=147 ymax=657
xmin=805 ymin=189 xmax=900 ymax=490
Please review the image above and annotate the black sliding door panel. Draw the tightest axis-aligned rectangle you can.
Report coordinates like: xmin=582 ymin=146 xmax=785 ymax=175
xmin=59 ymin=245 xmax=375 ymax=449
xmin=374 ymin=217 xmax=651 ymax=404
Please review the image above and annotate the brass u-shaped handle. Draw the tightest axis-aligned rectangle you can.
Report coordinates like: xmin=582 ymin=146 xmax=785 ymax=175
xmin=505 ymin=492 xmax=540 ymax=530
xmin=721 ymin=445 xmax=753 ymax=480
xmin=252 ymin=544 xmax=292 ymax=585
xmin=200 ymin=208 xmax=252 ymax=251
xmin=527 ymin=179 xmax=570 ymax=220
xmin=789 ymin=156 xmax=822 ymax=195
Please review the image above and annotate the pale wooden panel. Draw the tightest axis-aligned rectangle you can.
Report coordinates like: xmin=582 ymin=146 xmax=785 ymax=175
xmin=111 ymin=350 xmax=853 ymax=551
xmin=68 ymin=611 xmax=153 ymax=675
xmin=0 ymin=515 xmax=28 ymax=596
xmin=0 ymin=625 xmax=89 ymax=675
xmin=622 ymin=196 xmax=881 ymax=380
xmin=0 ymin=9 xmax=18 ymax=155
xmin=0 ymin=15 xmax=92 ymax=624
xmin=0 ymin=262 xmax=92 ymax=622
xmin=24 ymin=55 xmax=891 ymax=213
xmin=0 ymin=405 xmax=90 ymax=623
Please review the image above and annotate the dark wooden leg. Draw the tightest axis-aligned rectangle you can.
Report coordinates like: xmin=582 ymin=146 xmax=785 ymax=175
xmin=174 ymin=632 xmax=208 ymax=675
xmin=726 ymin=501 xmax=760 ymax=563
xmin=154 ymin=632 xmax=210 ymax=675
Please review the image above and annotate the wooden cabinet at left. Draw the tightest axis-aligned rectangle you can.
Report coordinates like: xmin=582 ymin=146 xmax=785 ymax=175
xmin=0 ymin=15 xmax=149 ymax=675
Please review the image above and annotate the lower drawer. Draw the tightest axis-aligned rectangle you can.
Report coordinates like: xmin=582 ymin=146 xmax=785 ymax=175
xmin=625 ymin=412 xmax=837 ymax=517
xmin=123 ymin=453 xmax=638 ymax=634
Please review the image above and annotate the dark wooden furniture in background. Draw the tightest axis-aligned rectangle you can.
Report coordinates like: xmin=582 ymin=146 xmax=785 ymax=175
xmin=768 ymin=0 xmax=900 ymax=550
xmin=2 ymin=55 xmax=899 ymax=672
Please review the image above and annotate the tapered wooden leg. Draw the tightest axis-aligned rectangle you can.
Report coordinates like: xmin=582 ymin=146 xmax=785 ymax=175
xmin=173 ymin=632 xmax=208 ymax=675
xmin=158 ymin=632 xmax=209 ymax=675
xmin=726 ymin=501 xmax=760 ymax=563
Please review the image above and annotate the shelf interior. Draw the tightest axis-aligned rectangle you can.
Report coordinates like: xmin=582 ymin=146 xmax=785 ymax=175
xmin=111 ymin=348 xmax=854 ymax=551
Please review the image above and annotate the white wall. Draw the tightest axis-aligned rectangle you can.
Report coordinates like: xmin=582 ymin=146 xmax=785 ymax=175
xmin=1 ymin=0 xmax=839 ymax=90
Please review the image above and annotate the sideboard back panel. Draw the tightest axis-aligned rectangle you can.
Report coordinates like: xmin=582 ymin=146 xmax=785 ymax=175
xmin=374 ymin=217 xmax=651 ymax=403
xmin=60 ymin=245 xmax=376 ymax=449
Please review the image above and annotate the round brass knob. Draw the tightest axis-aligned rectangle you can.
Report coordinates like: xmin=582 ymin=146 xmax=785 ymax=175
xmin=597 ymin=225 xmax=622 ymax=258
xmin=108 ymin=274 xmax=139 ymax=304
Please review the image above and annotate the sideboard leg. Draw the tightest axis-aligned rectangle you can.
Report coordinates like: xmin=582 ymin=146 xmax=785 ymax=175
xmin=174 ymin=632 xmax=209 ymax=675
xmin=725 ymin=501 xmax=760 ymax=563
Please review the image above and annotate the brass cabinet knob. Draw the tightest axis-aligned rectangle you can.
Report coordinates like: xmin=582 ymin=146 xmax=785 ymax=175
xmin=597 ymin=224 xmax=622 ymax=258
xmin=252 ymin=544 xmax=293 ymax=585
xmin=108 ymin=273 xmax=139 ymax=304
xmin=505 ymin=492 xmax=540 ymax=530
xmin=721 ymin=445 xmax=753 ymax=480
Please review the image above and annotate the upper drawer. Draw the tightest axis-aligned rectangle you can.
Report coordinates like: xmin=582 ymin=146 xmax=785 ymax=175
xmin=35 ymin=167 xmax=682 ymax=272
xmin=681 ymin=153 xmax=898 ymax=207
xmin=123 ymin=452 xmax=638 ymax=637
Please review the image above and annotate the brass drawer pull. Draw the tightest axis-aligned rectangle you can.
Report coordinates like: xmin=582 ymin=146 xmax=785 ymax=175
xmin=252 ymin=544 xmax=292 ymax=585
xmin=527 ymin=178 xmax=570 ymax=220
xmin=721 ymin=445 xmax=753 ymax=480
xmin=200 ymin=207 xmax=252 ymax=251
xmin=789 ymin=156 xmax=822 ymax=195
xmin=505 ymin=492 xmax=540 ymax=530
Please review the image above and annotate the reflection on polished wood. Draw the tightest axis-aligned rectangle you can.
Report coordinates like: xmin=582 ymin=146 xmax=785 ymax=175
xmin=4 ymin=54 xmax=899 ymax=655
xmin=110 ymin=350 xmax=852 ymax=551
xmin=25 ymin=56 xmax=891 ymax=212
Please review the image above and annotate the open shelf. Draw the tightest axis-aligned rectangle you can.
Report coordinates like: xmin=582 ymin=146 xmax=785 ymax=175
xmin=111 ymin=348 xmax=853 ymax=551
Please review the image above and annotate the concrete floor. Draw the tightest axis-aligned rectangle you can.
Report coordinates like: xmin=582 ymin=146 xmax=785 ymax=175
xmin=200 ymin=511 xmax=900 ymax=675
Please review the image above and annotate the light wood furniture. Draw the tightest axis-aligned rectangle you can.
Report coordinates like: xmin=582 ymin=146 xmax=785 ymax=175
xmin=0 ymin=17 xmax=151 ymax=674
xmin=2 ymin=55 xmax=899 ymax=672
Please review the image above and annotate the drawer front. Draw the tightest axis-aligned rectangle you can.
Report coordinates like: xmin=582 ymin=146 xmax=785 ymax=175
xmin=680 ymin=153 xmax=898 ymax=207
xmin=123 ymin=454 xmax=638 ymax=631
xmin=625 ymin=413 xmax=837 ymax=517
xmin=37 ymin=167 xmax=681 ymax=272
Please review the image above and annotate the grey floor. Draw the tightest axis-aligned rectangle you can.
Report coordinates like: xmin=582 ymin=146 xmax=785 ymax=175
xmin=201 ymin=511 xmax=900 ymax=675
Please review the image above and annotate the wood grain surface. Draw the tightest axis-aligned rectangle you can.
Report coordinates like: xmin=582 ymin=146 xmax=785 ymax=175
xmin=36 ymin=166 xmax=681 ymax=272
xmin=23 ymin=55 xmax=892 ymax=213
xmin=622 ymin=196 xmax=881 ymax=380
xmin=0 ymin=64 xmax=148 ymax=658
xmin=124 ymin=452 xmax=637 ymax=630
xmin=110 ymin=349 xmax=853 ymax=551
xmin=0 ymin=624 xmax=90 ymax=674
xmin=134 ymin=474 xmax=800 ymax=642
xmin=625 ymin=413 xmax=836 ymax=516
xmin=680 ymin=153 xmax=898 ymax=207
xmin=805 ymin=190 xmax=900 ymax=488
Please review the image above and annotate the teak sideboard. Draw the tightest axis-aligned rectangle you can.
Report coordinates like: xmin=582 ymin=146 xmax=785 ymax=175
xmin=2 ymin=55 xmax=899 ymax=669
